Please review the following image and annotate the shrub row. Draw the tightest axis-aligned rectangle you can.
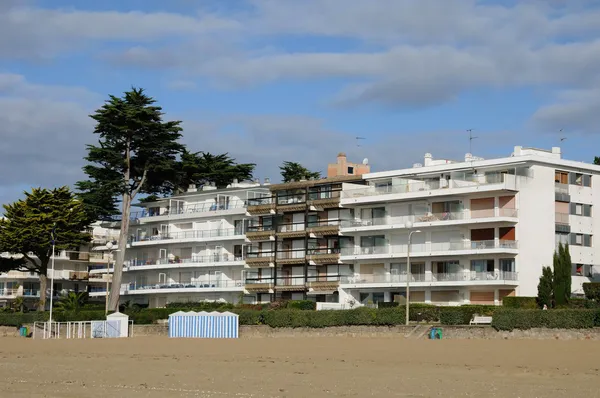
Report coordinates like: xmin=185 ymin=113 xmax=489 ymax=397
xmin=492 ymin=309 xmax=599 ymax=331
xmin=502 ymin=297 xmax=538 ymax=309
xmin=583 ymin=283 xmax=600 ymax=302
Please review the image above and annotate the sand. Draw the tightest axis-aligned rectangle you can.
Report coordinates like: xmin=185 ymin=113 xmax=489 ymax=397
xmin=0 ymin=336 xmax=599 ymax=397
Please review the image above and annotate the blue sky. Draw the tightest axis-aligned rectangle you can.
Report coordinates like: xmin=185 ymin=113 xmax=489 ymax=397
xmin=1 ymin=0 xmax=600 ymax=205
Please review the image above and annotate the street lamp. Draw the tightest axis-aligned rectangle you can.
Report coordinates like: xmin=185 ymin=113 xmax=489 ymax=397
xmin=405 ymin=221 xmax=422 ymax=326
xmin=105 ymin=242 xmax=119 ymax=315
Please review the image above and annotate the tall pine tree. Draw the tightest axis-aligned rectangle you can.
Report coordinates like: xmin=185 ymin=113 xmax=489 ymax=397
xmin=553 ymin=243 xmax=572 ymax=306
xmin=77 ymin=88 xmax=184 ymax=311
xmin=537 ymin=266 xmax=554 ymax=308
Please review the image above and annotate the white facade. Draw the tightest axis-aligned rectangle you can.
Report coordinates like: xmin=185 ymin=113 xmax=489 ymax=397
xmin=335 ymin=146 xmax=600 ymax=306
xmin=89 ymin=182 xmax=270 ymax=308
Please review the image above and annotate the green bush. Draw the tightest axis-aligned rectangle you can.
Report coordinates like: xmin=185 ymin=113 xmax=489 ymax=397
xmin=492 ymin=309 xmax=598 ymax=331
xmin=0 ymin=312 xmax=48 ymax=327
xmin=53 ymin=310 xmax=106 ymax=322
xmin=232 ymin=309 xmax=264 ymax=325
xmin=377 ymin=302 xmax=399 ymax=309
xmin=286 ymin=300 xmax=316 ymax=310
xmin=583 ymin=283 xmax=600 ymax=302
xmin=502 ymin=297 xmax=538 ymax=309
xmin=439 ymin=305 xmax=497 ymax=325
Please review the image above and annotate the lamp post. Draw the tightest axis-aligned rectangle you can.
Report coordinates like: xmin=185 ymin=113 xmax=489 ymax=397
xmin=48 ymin=224 xmax=57 ymax=334
xmin=405 ymin=221 xmax=422 ymax=326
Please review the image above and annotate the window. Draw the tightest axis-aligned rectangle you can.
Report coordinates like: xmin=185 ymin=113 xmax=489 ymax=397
xmin=433 ymin=260 xmax=461 ymax=274
xmin=500 ymin=258 xmax=515 ymax=273
xmin=576 ymin=204 xmax=583 ymax=216
xmin=470 ymin=259 xmax=494 ymax=273
xmin=574 ymin=264 xmax=594 ymax=277
xmin=555 ymin=171 xmax=568 ymax=184
xmin=347 ymin=166 xmax=354 ymax=174
xmin=570 ymin=173 xmax=592 ymax=187
xmin=570 ymin=233 xmax=593 ymax=247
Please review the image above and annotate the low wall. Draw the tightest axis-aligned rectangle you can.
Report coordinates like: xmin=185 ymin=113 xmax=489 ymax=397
xmin=4 ymin=324 xmax=600 ymax=340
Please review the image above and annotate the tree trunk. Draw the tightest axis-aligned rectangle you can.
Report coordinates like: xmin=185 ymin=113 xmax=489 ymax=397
xmin=38 ymin=273 xmax=47 ymax=312
xmin=108 ymin=193 xmax=131 ymax=312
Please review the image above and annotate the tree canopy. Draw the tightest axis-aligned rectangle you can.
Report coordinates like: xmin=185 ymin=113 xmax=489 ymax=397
xmin=280 ymin=161 xmax=321 ymax=183
xmin=536 ymin=266 xmax=554 ymax=308
xmin=77 ymin=87 xmax=184 ymax=311
xmin=0 ymin=187 xmax=90 ymax=310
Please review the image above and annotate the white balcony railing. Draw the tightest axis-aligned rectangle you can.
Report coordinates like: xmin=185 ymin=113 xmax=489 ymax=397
xmin=340 ymin=240 xmax=518 ymax=256
xmin=341 ymin=271 xmax=518 ymax=284
xmin=133 ymin=228 xmax=243 ymax=243
xmin=555 ymin=212 xmax=570 ymax=224
xmin=121 ymin=279 xmax=243 ymax=293
xmin=341 ymin=209 xmax=518 ymax=229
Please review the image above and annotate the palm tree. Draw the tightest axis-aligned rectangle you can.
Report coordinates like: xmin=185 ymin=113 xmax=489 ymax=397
xmin=55 ymin=291 xmax=88 ymax=312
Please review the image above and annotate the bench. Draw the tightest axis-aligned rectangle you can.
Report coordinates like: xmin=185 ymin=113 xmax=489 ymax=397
xmin=470 ymin=315 xmax=493 ymax=325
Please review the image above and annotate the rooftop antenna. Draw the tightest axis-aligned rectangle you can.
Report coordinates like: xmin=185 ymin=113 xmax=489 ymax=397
xmin=356 ymin=136 xmax=365 ymax=147
xmin=467 ymin=129 xmax=477 ymax=155
xmin=560 ymin=129 xmax=567 ymax=142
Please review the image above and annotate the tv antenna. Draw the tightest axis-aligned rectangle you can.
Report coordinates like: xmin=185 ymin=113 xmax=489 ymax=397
xmin=356 ymin=136 xmax=366 ymax=147
xmin=467 ymin=129 xmax=477 ymax=155
xmin=560 ymin=129 xmax=567 ymax=142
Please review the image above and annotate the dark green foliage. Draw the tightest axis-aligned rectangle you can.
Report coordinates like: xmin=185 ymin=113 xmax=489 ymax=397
xmin=53 ymin=310 xmax=107 ymax=322
xmin=536 ymin=266 xmax=554 ymax=308
xmin=583 ymin=282 xmax=600 ymax=302
xmin=286 ymin=300 xmax=316 ymax=310
xmin=231 ymin=309 xmax=264 ymax=325
xmin=0 ymin=312 xmax=49 ymax=327
xmin=492 ymin=309 xmax=598 ymax=331
xmin=503 ymin=296 xmax=538 ymax=309
xmin=55 ymin=292 xmax=89 ymax=312
xmin=280 ymin=161 xmax=321 ymax=183
xmin=553 ymin=243 xmax=572 ymax=306
xmin=171 ymin=150 xmax=255 ymax=192
xmin=438 ymin=305 xmax=497 ymax=325
xmin=164 ymin=301 xmax=234 ymax=311
xmin=0 ymin=187 xmax=91 ymax=310
xmin=594 ymin=156 xmax=600 ymax=165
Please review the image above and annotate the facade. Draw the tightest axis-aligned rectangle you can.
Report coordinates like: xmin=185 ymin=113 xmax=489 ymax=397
xmin=90 ymin=181 xmax=270 ymax=308
xmin=327 ymin=152 xmax=370 ymax=178
xmin=244 ymin=175 xmax=366 ymax=303
xmin=0 ymin=222 xmax=116 ymax=309
xmin=336 ymin=146 xmax=600 ymax=306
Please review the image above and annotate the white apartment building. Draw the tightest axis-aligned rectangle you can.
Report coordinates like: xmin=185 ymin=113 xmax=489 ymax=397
xmin=0 ymin=222 xmax=116 ymax=309
xmin=90 ymin=181 xmax=270 ymax=308
xmin=335 ymin=146 xmax=600 ymax=306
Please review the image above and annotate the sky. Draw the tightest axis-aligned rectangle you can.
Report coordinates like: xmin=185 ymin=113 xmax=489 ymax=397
xmin=1 ymin=0 xmax=600 ymax=206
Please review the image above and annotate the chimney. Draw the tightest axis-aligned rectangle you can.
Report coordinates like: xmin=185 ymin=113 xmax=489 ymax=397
xmin=552 ymin=147 xmax=561 ymax=158
xmin=424 ymin=153 xmax=433 ymax=167
xmin=465 ymin=153 xmax=472 ymax=162
xmin=187 ymin=184 xmax=197 ymax=193
xmin=232 ymin=178 xmax=238 ymax=184
xmin=254 ymin=178 xmax=260 ymax=184
xmin=263 ymin=178 xmax=270 ymax=185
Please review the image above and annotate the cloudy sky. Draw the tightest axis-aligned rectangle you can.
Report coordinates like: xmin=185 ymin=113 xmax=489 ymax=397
xmin=1 ymin=0 xmax=600 ymax=206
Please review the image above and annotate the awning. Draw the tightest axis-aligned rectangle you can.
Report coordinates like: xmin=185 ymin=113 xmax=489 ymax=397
xmin=307 ymin=290 xmax=336 ymax=295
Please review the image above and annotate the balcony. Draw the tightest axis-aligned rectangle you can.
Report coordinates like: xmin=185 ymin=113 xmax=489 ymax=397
xmin=340 ymin=271 xmax=518 ymax=286
xmin=276 ymin=222 xmax=306 ymax=239
xmin=140 ymin=200 xmax=247 ymax=219
xmin=89 ymin=252 xmax=111 ymax=263
xmin=245 ymin=251 xmax=276 ymax=267
xmin=307 ymin=247 xmax=340 ymax=264
xmin=120 ymin=279 xmax=244 ymax=295
xmin=342 ymin=173 xmax=516 ymax=204
xmin=0 ymin=288 xmax=18 ymax=298
xmin=131 ymin=228 xmax=243 ymax=245
xmin=69 ymin=272 xmax=89 ymax=281
xmin=276 ymin=249 xmax=306 ymax=265
xmin=247 ymin=197 xmax=276 ymax=215
xmin=307 ymin=220 xmax=341 ymax=237
xmin=340 ymin=240 xmax=518 ymax=259
xmin=246 ymin=225 xmax=275 ymax=241
xmin=122 ymin=254 xmax=244 ymax=271
xmin=22 ymin=288 xmax=40 ymax=297
xmin=274 ymin=276 xmax=307 ymax=292
xmin=244 ymin=278 xmax=274 ymax=293
xmin=341 ymin=210 xmax=518 ymax=232
xmin=555 ymin=183 xmax=570 ymax=202
xmin=276 ymin=192 xmax=307 ymax=212
xmin=307 ymin=189 xmax=341 ymax=209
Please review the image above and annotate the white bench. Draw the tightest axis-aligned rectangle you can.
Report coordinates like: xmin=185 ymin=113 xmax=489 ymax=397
xmin=470 ymin=315 xmax=493 ymax=325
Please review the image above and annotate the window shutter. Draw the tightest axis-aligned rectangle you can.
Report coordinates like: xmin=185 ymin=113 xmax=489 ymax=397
xmin=584 ymin=234 xmax=591 ymax=247
xmin=569 ymin=202 xmax=577 ymax=215
xmin=569 ymin=233 xmax=577 ymax=245
xmin=568 ymin=173 xmax=577 ymax=184
xmin=583 ymin=174 xmax=591 ymax=187
xmin=572 ymin=263 xmax=578 ymax=275
xmin=584 ymin=205 xmax=592 ymax=217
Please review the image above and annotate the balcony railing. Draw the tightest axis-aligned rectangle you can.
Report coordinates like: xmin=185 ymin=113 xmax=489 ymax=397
xmin=125 ymin=254 xmax=243 ymax=268
xmin=340 ymin=240 xmax=518 ymax=256
xmin=0 ymin=288 xmax=18 ymax=297
xmin=103 ymin=200 xmax=247 ymax=221
xmin=341 ymin=210 xmax=518 ymax=228
xmin=246 ymin=251 xmax=276 ymax=259
xmin=133 ymin=228 xmax=242 ymax=242
xmin=555 ymin=183 xmax=569 ymax=195
xmin=277 ymin=192 xmax=307 ymax=205
xmin=247 ymin=225 xmax=275 ymax=233
xmin=342 ymin=173 xmax=510 ymax=199
xmin=248 ymin=197 xmax=274 ymax=206
xmin=23 ymin=289 xmax=40 ymax=297
xmin=308 ymin=247 xmax=340 ymax=255
xmin=341 ymin=271 xmax=518 ymax=284
xmin=277 ymin=249 xmax=306 ymax=259
xmin=277 ymin=222 xmax=305 ymax=233
xmin=555 ymin=212 xmax=570 ymax=224
xmin=123 ymin=279 xmax=243 ymax=292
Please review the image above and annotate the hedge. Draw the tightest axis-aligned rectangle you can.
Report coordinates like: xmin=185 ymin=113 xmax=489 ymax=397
xmin=502 ymin=297 xmax=538 ymax=309
xmin=492 ymin=309 xmax=598 ymax=331
xmin=438 ymin=305 xmax=497 ymax=325
xmin=583 ymin=283 xmax=600 ymax=302
xmin=286 ymin=300 xmax=316 ymax=310
xmin=0 ymin=312 xmax=49 ymax=327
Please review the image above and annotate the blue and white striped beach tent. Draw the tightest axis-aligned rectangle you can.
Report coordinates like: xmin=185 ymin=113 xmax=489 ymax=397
xmin=168 ymin=310 xmax=239 ymax=338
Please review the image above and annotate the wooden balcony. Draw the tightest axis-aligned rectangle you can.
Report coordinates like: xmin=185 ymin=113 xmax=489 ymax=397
xmin=276 ymin=202 xmax=307 ymax=213
xmin=244 ymin=282 xmax=273 ymax=293
xmin=276 ymin=257 xmax=306 ymax=266
xmin=274 ymin=283 xmax=307 ymax=292
xmin=308 ymin=280 xmax=340 ymax=291
xmin=247 ymin=203 xmax=276 ymax=216
xmin=308 ymin=252 xmax=340 ymax=264
xmin=245 ymin=229 xmax=275 ymax=242
xmin=69 ymin=271 xmax=89 ymax=280
xmin=308 ymin=197 xmax=340 ymax=210
xmin=245 ymin=256 xmax=275 ymax=268
xmin=307 ymin=224 xmax=340 ymax=237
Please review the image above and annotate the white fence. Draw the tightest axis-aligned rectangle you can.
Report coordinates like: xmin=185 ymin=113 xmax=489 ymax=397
xmin=33 ymin=320 xmax=133 ymax=339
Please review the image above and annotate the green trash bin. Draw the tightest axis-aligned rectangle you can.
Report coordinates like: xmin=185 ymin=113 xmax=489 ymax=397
xmin=436 ymin=328 xmax=443 ymax=340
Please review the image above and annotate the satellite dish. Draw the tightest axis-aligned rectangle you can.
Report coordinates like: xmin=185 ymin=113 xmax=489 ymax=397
xmin=362 ymin=158 xmax=369 ymax=165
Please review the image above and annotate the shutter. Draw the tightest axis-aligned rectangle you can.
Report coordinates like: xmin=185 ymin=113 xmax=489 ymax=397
xmin=584 ymin=234 xmax=591 ymax=247
xmin=583 ymin=174 xmax=591 ymax=187
xmin=568 ymin=173 xmax=577 ymax=184
xmin=569 ymin=202 xmax=577 ymax=215
xmin=569 ymin=233 xmax=577 ymax=245
xmin=584 ymin=204 xmax=592 ymax=217
xmin=572 ymin=263 xmax=578 ymax=275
